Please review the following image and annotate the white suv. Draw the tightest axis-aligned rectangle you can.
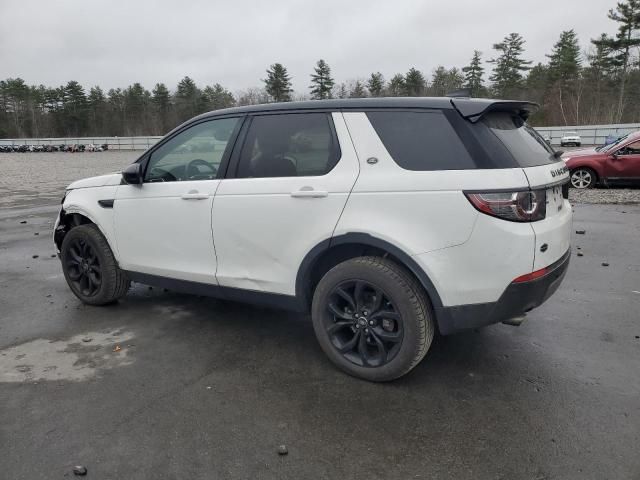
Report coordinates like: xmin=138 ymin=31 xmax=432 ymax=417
xmin=560 ymin=132 xmax=581 ymax=147
xmin=54 ymin=98 xmax=572 ymax=381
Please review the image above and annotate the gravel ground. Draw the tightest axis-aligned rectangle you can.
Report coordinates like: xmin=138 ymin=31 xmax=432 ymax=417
xmin=569 ymin=187 xmax=640 ymax=204
xmin=0 ymin=151 xmax=138 ymax=208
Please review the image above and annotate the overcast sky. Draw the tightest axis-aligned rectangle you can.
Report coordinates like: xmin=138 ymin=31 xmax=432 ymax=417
xmin=0 ymin=0 xmax=618 ymax=94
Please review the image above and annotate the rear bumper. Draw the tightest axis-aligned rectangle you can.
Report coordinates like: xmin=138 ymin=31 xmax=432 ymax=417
xmin=436 ymin=249 xmax=571 ymax=335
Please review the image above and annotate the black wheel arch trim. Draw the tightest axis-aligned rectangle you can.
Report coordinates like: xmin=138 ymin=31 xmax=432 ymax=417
xmin=295 ymin=232 xmax=444 ymax=315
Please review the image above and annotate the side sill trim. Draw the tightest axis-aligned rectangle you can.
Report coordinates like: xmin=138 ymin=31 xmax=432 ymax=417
xmin=124 ymin=271 xmax=307 ymax=313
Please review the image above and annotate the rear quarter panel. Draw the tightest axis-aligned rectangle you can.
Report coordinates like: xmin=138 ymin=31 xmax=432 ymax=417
xmin=338 ymin=112 xmax=531 ymax=255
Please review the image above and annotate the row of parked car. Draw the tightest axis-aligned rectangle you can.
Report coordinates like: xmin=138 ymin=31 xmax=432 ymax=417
xmin=0 ymin=144 xmax=109 ymax=153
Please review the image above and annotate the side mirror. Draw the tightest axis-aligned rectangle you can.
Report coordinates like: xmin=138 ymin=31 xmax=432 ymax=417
xmin=122 ymin=163 xmax=143 ymax=185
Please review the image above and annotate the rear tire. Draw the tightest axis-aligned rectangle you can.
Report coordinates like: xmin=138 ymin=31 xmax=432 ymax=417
xmin=311 ymin=256 xmax=434 ymax=382
xmin=570 ymin=167 xmax=597 ymax=189
xmin=61 ymin=224 xmax=130 ymax=305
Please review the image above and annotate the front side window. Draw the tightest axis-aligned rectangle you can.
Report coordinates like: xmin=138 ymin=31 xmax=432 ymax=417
xmin=236 ymin=113 xmax=339 ymax=178
xmin=145 ymin=117 xmax=241 ymax=182
xmin=620 ymin=140 xmax=640 ymax=155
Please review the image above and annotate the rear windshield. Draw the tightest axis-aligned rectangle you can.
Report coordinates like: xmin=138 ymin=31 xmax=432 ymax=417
xmin=480 ymin=112 xmax=555 ymax=167
xmin=366 ymin=111 xmax=475 ymax=170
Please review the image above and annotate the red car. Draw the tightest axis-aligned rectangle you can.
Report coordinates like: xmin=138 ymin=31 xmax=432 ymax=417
xmin=563 ymin=132 xmax=640 ymax=188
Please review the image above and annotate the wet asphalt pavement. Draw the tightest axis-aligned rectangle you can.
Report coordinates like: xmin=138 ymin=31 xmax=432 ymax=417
xmin=1 ymin=155 xmax=640 ymax=479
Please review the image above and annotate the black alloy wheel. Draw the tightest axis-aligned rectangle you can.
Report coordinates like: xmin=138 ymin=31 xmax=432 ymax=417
xmin=324 ymin=280 xmax=403 ymax=368
xmin=65 ymin=238 xmax=102 ymax=297
xmin=60 ymin=224 xmax=130 ymax=305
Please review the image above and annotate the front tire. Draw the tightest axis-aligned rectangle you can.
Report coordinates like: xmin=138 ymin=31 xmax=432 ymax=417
xmin=311 ymin=256 xmax=434 ymax=382
xmin=570 ymin=167 xmax=597 ymax=189
xmin=61 ymin=224 xmax=130 ymax=305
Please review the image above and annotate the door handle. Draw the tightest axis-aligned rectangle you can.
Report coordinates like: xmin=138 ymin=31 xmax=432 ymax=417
xmin=181 ymin=191 xmax=209 ymax=200
xmin=290 ymin=187 xmax=328 ymax=198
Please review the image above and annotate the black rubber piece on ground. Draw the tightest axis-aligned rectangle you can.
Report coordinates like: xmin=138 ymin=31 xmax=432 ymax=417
xmin=311 ymin=256 xmax=434 ymax=382
xmin=61 ymin=224 xmax=130 ymax=305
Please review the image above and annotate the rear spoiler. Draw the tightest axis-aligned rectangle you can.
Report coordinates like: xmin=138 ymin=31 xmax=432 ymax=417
xmin=450 ymin=98 xmax=539 ymax=123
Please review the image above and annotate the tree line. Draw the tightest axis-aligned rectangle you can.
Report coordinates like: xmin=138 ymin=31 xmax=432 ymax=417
xmin=1 ymin=0 xmax=638 ymax=139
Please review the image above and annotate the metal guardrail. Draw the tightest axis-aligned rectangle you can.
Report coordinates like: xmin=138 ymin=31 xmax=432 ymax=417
xmin=533 ymin=123 xmax=640 ymax=146
xmin=1 ymin=123 xmax=640 ymax=150
xmin=0 ymin=136 xmax=162 ymax=150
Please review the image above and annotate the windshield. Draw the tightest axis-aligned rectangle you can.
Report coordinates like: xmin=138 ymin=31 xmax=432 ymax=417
xmin=601 ymin=133 xmax=631 ymax=152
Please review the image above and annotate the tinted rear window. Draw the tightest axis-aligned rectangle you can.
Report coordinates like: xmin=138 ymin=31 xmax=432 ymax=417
xmin=480 ymin=112 xmax=555 ymax=167
xmin=366 ymin=111 xmax=475 ymax=170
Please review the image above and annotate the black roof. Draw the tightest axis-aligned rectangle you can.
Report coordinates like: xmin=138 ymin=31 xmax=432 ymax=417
xmin=185 ymin=96 xmax=538 ymax=128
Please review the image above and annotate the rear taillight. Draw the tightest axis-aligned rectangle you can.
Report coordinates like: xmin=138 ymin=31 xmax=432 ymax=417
xmin=465 ymin=189 xmax=546 ymax=222
xmin=512 ymin=267 xmax=548 ymax=283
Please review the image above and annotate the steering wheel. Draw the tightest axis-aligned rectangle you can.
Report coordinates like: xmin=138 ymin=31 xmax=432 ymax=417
xmin=186 ymin=159 xmax=217 ymax=180
xmin=148 ymin=167 xmax=177 ymax=182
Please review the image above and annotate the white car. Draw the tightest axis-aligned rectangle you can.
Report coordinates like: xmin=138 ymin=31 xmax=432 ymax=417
xmin=54 ymin=98 xmax=572 ymax=381
xmin=560 ymin=132 xmax=581 ymax=147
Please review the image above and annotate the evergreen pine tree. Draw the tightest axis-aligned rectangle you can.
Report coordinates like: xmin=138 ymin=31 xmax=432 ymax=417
xmin=547 ymin=30 xmax=582 ymax=83
xmin=63 ymin=80 xmax=88 ymax=136
xmin=462 ymin=50 xmax=486 ymax=97
xmin=309 ymin=59 xmax=335 ymax=99
xmin=367 ymin=72 xmax=385 ymax=97
xmin=387 ymin=74 xmax=405 ymax=96
xmin=263 ymin=63 xmax=293 ymax=102
xmin=349 ymin=80 xmax=367 ymax=98
xmin=488 ymin=33 xmax=532 ymax=97
xmin=591 ymin=0 xmax=640 ymax=121
xmin=175 ymin=76 xmax=202 ymax=121
xmin=152 ymin=83 xmax=171 ymax=134
xmin=404 ymin=68 xmax=426 ymax=96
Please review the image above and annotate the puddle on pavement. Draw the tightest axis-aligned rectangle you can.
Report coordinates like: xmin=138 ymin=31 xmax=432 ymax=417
xmin=0 ymin=329 xmax=135 ymax=383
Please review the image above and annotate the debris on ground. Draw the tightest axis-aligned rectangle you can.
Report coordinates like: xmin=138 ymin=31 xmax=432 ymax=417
xmin=576 ymin=230 xmax=586 ymax=234
xmin=602 ymin=262 xmax=609 ymax=267
xmin=32 ymin=255 xmax=39 ymax=259
xmin=278 ymin=445 xmax=288 ymax=456
xmin=577 ymin=252 xmax=584 ymax=257
xmin=51 ymin=254 xmax=56 ymax=257
xmin=82 ymin=337 xmax=92 ymax=343
xmin=113 ymin=345 xmax=121 ymax=352
xmin=34 ymin=232 xmax=39 ymax=236
xmin=72 ymin=465 xmax=87 ymax=476
xmin=19 ymin=220 xmax=27 ymax=224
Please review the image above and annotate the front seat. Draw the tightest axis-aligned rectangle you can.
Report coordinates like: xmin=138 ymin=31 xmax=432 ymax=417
xmin=249 ymin=134 xmax=296 ymax=178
